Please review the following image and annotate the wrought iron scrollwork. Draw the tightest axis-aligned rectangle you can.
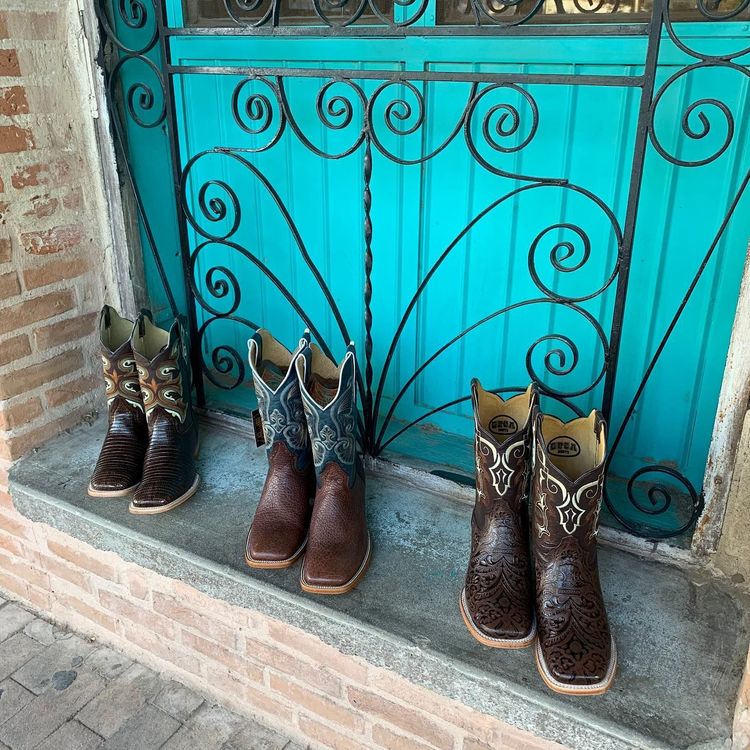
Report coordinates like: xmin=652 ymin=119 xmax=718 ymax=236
xmin=99 ymin=0 xmax=750 ymax=544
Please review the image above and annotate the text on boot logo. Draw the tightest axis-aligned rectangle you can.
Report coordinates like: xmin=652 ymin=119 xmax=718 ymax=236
xmin=547 ymin=437 xmax=581 ymax=457
xmin=489 ymin=415 xmax=518 ymax=436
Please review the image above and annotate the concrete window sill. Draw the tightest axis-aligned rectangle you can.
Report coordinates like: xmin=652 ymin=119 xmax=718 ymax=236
xmin=9 ymin=415 xmax=750 ymax=750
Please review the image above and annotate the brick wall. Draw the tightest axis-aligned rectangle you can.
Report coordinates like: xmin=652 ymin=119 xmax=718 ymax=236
xmin=0 ymin=1 xmax=116 ymax=482
xmin=0 ymin=500 xmax=564 ymax=750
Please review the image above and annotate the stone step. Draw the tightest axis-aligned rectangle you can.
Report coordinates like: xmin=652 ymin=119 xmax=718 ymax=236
xmin=10 ymin=415 xmax=750 ymax=750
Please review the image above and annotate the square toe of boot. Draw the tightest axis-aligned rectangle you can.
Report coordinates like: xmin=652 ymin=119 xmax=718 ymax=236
xmin=90 ymin=473 xmax=140 ymax=493
xmin=246 ymin=540 xmax=302 ymax=563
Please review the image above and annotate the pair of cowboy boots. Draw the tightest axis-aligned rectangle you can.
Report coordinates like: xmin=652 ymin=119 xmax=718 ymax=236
xmin=460 ymin=379 xmax=616 ymax=696
xmin=244 ymin=329 xmax=370 ymax=595
xmin=88 ymin=305 xmax=200 ymax=515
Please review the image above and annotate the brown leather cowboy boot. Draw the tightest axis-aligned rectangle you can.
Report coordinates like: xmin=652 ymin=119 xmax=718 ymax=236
xmin=531 ymin=408 xmax=617 ymax=695
xmin=459 ymin=381 xmax=537 ymax=649
xmin=295 ymin=342 xmax=370 ymax=595
xmin=129 ymin=317 xmax=200 ymax=515
xmin=245 ymin=330 xmax=315 ymax=569
xmin=89 ymin=306 xmax=149 ymax=497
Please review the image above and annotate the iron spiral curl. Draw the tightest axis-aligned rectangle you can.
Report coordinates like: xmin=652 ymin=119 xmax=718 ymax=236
xmin=95 ymin=0 xmax=157 ymax=55
xmin=231 ymin=77 xmax=286 ymax=150
xmin=108 ymin=55 xmax=166 ymax=129
xmin=648 ymin=63 xmax=744 ymax=168
xmin=602 ymin=465 xmax=704 ymax=539
xmin=470 ymin=0 xmax=546 ymax=26
xmin=222 ymin=0 xmax=276 ymax=28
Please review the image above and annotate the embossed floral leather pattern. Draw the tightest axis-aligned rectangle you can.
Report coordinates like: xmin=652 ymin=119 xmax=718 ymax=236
xmin=245 ymin=330 xmax=314 ymax=566
xmin=89 ymin=306 xmax=148 ymax=495
xmin=130 ymin=318 xmax=199 ymax=511
xmin=296 ymin=344 xmax=370 ymax=592
xmin=463 ymin=381 xmax=538 ymax=644
xmin=532 ymin=408 xmax=616 ymax=692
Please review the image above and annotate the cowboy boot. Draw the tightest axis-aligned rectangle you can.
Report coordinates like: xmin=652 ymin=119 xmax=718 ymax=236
xmin=88 ymin=306 xmax=149 ymax=497
xmin=531 ymin=408 xmax=617 ymax=695
xmin=129 ymin=316 xmax=200 ymax=515
xmin=295 ymin=342 xmax=370 ymax=595
xmin=459 ymin=381 xmax=537 ymax=649
xmin=245 ymin=329 xmax=315 ymax=569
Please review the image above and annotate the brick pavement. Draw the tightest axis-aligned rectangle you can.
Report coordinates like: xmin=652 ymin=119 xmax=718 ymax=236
xmin=0 ymin=593 xmax=305 ymax=750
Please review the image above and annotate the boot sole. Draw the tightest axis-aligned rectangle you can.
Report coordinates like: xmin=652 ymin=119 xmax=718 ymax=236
xmin=128 ymin=474 xmax=200 ymax=515
xmin=299 ymin=534 xmax=371 ymax=595
xmin=459 ymin=588 xmax=536 ymax=649
xmin=244 ymin=534 xmax=308 ymax=570
xmin=535 ymin=636 xmax=617 ymax=696
xmin=87 ymin=483 xmax=140 ymax=498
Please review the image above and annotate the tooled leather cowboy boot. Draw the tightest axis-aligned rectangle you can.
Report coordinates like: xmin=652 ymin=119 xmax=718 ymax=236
xmin=460 ymin=381 xmax=538 ymax=649
xmin=532 ymin=408 xmax=617 ymax=695
xmin=129 ymin=316 xmax=200 ymax=515
xmin=295 ymin=342 xmax=370 ymax=595
xmin=89 ymin=306 xmax=149 ymax=497
xmin=245 ymin=329 xmax=315 ymax=569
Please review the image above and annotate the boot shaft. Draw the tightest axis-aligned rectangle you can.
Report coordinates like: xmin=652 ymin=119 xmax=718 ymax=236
xmin=532 ymin=407 xmax=606 ymax=548
xmin=131 ymin=316 xmax=194 ymax=427
xmin=295 ymin=343 xmax=359 ymax=488
xmin=98 ymin=305 xmax=142 ymax=413
xmin=248 ymin=329 xmax=311 ymax=471
xmin=472 ymin=380 xmax=537 ymax=515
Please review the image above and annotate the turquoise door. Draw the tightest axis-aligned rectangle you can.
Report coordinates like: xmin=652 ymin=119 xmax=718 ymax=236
xmin=100 ymin=0 xmax=750 ymax=542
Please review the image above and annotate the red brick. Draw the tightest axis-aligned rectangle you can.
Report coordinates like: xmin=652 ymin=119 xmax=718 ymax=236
xmin=0 ymin=85 xmax=28 ymax=115
xmin=181 ymin=630 xmax=263 ymax=683
xmin=99 ymin=589 xmax=177 ymax=639
xmin=0 ymin=404 xmax=91 ymax=461
xmin=0 ymin=270 xmax=20 ymax=299
xmin=234 ymin=678 xmax=294 ymax=724
xmin=244 ymin=634 xmax=342 ymax=697
xmin=0 ymin=49 xmax=20 ymax=77
xmin=0 ymin=396 xmax=43 ymax=430
xmin=42 ymin=553 xmax=92 ymax=594
xmin=0 ymin=289 xmax=75 ymax=336
xmin=10 ymin=159 xmax=72 ymax=190
xmin=0 ymin=549 xmax=49 ymax=590
xmin=5 ymin=12 xmax=58 ymax=40
xmin=0 ymin=568 xmax=28 ymax=600
xmin=0 ymin=348 xmax=82 ymax=399
xmin=120 ymin=621 xmax=204 ymax=676
xmin=298 ymin=716 xmax=362 ymax=750
xmin=55 ymin=593 xmax=118 ymax=633
xmin=373 ymin=725 xmax=436 ymax=750
xmin=0 ymin=507 xmax=34 ymax=541
xmin=154 ymin=592 xmax=237 ymax=649
xmin=369 ymin=672 xmax=496 ymax=742
xmin=0 ymin=528 xmax=24 ymax=557
xmin=22 ymin=194 xmax=58 ymax=220
xmin=46 ymin=538 xmax=118 ymax=581
xmin=270 ymin=673 xmax=364 ymax=733
xmin=23 ymin=254 xmax=90 ymax=290
xmin=0 ymin=124 xmax=34 ymax=153
xmin=44 ymin=374 xmax=97 ymax=409
xmin=20 ymin=224 xmax=84 ymax=255
xmin=0 ymin=238 xmax=9 ymax=263
xmin=0 ymin=333 xmax=30 ymax=367
xmin=34 ymin=311 xmax=97 ymax=350
xmin=267 ymin=620 xmax=370 ymax=684
xmin=62 ymin=186 xmax=82 ymax=210
xmin=0 ymin=15 xmax=8 ymax=39
xmin=347 ymin=687 xmax=453 ymax=750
